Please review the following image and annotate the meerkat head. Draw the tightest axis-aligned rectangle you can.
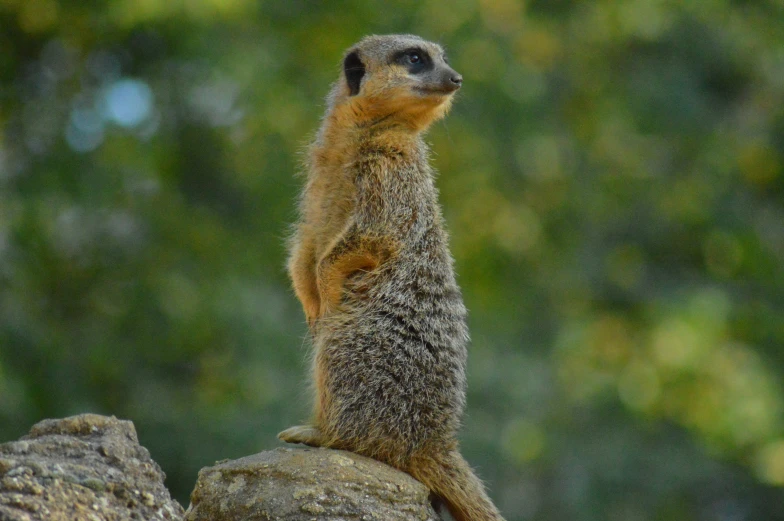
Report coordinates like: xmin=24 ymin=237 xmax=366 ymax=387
xmin=331 ymin=34 xmax=463 ymax=132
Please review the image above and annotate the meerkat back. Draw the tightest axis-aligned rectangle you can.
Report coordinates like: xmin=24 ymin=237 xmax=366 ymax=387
xmin=280 ymin=34 xmax=506 ymax=521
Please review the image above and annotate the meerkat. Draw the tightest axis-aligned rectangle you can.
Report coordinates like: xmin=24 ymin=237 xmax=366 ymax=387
xmin=279 ymin=34 xmax=505 ymax=521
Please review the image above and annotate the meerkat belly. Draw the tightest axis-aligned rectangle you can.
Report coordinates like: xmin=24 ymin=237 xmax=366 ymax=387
xmin=315 ymin=228 xmax=468 ymax=451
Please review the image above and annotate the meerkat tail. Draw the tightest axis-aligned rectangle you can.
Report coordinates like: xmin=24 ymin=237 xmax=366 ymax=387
xmin=409 ymin=451 xmax=505 ymax=521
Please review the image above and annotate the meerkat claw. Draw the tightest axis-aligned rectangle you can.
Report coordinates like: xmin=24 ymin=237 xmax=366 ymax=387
xmin=277 ymin=425 xmax=326 ymax=447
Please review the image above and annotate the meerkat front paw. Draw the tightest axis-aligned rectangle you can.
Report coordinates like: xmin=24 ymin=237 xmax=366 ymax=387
xmin=277 ymin=425 xmax=327 ymax=447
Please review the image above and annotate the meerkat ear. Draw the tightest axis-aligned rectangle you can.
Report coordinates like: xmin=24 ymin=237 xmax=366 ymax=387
xmin=343 ymin=51 xmax=365 ymax=96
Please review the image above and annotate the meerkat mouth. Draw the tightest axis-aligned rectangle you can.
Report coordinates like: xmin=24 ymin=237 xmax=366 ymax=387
xmin=412 ymin=86 xmax=458 ymax=96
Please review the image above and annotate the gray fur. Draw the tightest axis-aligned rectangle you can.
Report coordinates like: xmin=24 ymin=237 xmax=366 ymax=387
xmin=282 ymin=35 xmax=504 ymax=521
xmin=315 ymin=137 xmax=469 ymax=460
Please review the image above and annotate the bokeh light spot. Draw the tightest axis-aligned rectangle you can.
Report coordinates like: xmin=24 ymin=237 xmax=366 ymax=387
xmin=502 ymin=418 xmax=546 ymax=464
xmin=738 ymin=142 xmax=781 ymax=186
xmin=492 ymin=203 xmax=542 ymax=255
xmin=65 ymin=122 xmax=104 ymax=153
xmin=651 ymin=319 xmax=704 ymax=369
xmin=104 ymin=79 xmax=154 ymax=128
xmin=618 ymin=361 xmax=660 ymax=412
xmin=755 ymin=440 xmax=784 ymax=486
xmin=18 ymin=0 xmax=58 ymax=33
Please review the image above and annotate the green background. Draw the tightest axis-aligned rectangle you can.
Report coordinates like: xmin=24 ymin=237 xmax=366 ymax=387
xmin=2 ymin=1 xmax=784 ymax=519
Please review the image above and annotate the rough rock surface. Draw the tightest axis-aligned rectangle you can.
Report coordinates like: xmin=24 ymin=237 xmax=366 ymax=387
xmin=184 ymin=447 xmax=441 ymax=521
xmin=0 ymin=414 xmax=184 ymax=521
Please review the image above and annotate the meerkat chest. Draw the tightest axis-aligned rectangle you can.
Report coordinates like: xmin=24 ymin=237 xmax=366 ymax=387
xmin=353 ymin=154 xmax=438 ymax=233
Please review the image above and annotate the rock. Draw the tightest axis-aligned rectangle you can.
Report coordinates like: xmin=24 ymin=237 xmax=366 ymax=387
xmin=184 ymin=447 xmax=441 ymax=521
xmin=1 ymin=416 xmax=441 ymax=521
xmin=0 ymin=414 xmax=184 ymax=521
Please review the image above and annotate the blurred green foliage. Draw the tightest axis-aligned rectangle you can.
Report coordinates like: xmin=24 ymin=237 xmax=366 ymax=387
xmin=1 ymin=0 xmax=784 ymax=519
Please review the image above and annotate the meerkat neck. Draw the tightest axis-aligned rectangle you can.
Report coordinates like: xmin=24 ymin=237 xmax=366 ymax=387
xmin=314 ymin=110 xmax=425 ymax=166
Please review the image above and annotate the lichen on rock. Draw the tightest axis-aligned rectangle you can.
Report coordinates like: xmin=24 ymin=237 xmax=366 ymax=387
xmin=1 ymin=415 xmax=441 ymax=520
xmin=184 ymin=446 xmax=441 ymax=521
xmin=0 ymin=414 xmax=184 ymax=521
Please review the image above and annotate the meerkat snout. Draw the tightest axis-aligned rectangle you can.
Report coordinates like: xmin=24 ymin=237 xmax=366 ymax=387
xmin=442 ymin=69 xmax=463 ymax=92
xmin=413 ymin=60 xmax=463 ymax=95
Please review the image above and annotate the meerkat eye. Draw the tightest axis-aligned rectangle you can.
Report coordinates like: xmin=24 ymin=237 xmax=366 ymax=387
xmin=394 ymin=48 xmax=430 ymax=73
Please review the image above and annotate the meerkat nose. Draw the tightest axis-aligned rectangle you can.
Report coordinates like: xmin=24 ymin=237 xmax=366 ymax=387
xmin=440 ymin=69 xmax=463 ymax=92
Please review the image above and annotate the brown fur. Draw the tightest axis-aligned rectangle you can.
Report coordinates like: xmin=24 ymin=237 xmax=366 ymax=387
xmin=280 ymin=34 xmax=505 ymax=521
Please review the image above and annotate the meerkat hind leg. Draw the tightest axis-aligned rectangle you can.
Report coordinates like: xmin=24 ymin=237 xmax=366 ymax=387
xmin=277 ymin=425 xmax=328 ymax=447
